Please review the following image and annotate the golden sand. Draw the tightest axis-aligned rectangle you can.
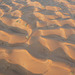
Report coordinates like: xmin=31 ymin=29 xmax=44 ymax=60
xmin=0 ymin=0 xmax=75 ymax=75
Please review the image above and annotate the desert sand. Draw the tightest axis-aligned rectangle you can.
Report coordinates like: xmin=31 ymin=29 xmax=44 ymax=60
xmin=0 ymin=0 xmax=75 ymax=75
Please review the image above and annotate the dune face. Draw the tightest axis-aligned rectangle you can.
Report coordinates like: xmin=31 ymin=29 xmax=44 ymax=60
xmin=0 ymin=0 xmax=75 ymax=75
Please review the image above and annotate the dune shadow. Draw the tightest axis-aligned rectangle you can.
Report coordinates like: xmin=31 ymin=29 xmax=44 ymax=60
xmin=41 ymin=34 xmax=75 ymax=44
xmin=0 ymin=21 xmax=28 ymax=35
xmin=0 ymin=0 xmax=75 ymax=71
xmin=0 ymin=4 xmax=10 ymax=12
xmin=3 ymin=14 xmax=19 ymax=19
xmin=38 ymin=24 xmax=75 ymax=30
xmin=0 ymin=40 xmax=28 ymax=54
xmin=66 ymin=0 xmax=75 ymax=5
xmin=15 ymin=0 xmax=27 ymax=5
xmin=25 ymin=41 xmax=75 ymax=67
xmin=67 ymin=34 xmax=75 ymax=44
xmin=0 ymin=59 xmax=42 ymax=75
xmin=38 ymin=9 xmax=56 ymax=16
xmin=38 ymin=24 xmax=60 ymax=30
xmin=41 ymin=34 xmax=66 ymax=42
xmin=31 ymin=0 xmax=75 ymax=20
xmin=0 ymin=39 xmax=75 ymax=68
xmin=20 ymin=6 xmax=41 ymax=30
xmin=48 ymin=47 xmax=75 ymax=67
xmin=31 ymin=0 xmax=58 ymax=6
xmin=61 ymin=24 xmax=75 ymax=29
xmin=0 ymin=0 xmax=15 ymax=12
xmin=0 ymin=0 xmax=28 ymax=13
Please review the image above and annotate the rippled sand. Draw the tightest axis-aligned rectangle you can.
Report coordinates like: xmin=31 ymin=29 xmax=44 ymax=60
xmin=0 ymin=0 xmax=75 ymax=75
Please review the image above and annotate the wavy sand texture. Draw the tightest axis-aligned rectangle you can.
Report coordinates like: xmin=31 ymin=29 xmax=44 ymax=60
xmin=0 ymin=0 xmax=75 ymax=75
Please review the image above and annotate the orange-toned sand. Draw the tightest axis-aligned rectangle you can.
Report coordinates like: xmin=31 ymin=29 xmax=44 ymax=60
xmin=0 ymin=0 xmax=75 ymax=75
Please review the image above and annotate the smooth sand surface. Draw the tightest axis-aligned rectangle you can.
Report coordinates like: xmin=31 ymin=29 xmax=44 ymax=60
xmin=0 ymin=0 xmax=75 ymax=75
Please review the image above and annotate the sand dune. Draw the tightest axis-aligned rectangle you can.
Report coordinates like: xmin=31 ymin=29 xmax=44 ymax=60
xmin=0 ymin=0 xmax=75 ymax=75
